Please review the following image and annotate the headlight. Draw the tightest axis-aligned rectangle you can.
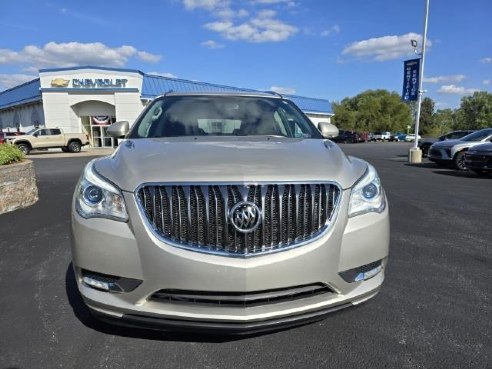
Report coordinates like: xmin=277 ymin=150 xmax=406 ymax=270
xmin=75 ymin=159 xmax=128 ymax=222
xmin=348 ymin=163 xmax=386 ymax=217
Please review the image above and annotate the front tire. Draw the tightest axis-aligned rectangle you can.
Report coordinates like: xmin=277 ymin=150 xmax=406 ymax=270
xmin=454 ymin=151 xmax=467 ymax=171
xmin=16 ymin=143 xmax=30 ymax=155
xmin=68 ymin=141 xmax=82 ymax=153
xmin=61 ymin=147 xmax=69 ymax=152
xmin=421 ymin=144 xmax=431 ymax=157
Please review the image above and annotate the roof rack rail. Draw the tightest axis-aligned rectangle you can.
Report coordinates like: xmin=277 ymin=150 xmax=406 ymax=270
xmin=264 ymin=90 xmax=283 ymax=98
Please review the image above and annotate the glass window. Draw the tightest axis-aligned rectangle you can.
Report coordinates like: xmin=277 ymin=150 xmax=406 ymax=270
xmin=129 ymin=96 xmax=321 ymax=139
xmin=49 ymin=129 xmax=62 ymax=135
xmin=461 ymin=129 xmax=492 ymax=142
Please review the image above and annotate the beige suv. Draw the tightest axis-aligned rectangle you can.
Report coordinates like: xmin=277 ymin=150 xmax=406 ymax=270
xmin=71 ymin=92 xmax=390 ymax=334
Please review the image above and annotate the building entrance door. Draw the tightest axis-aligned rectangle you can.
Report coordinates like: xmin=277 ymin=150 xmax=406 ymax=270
xmin=89 ymin=116 xmax=116 ymax=148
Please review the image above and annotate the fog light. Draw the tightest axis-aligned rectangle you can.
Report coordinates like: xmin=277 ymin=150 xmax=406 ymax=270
xmin=81 ymin=269 xmax=143 ymax=292
xmin=339 ymin=260 xmax=383 ymax=283
xmin=354 ymin=265 xmax=382 ymax=282
xmin=82 ymin=276 xmax=111 ymax=291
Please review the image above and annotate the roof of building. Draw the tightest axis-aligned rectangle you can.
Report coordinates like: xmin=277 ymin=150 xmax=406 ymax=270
xmin=142 ymin=74 xmax=333 ymax=114
xmin=0 ymin=79 xmax=42 ymax=110
xmin=0 ymin=67 xmax=332 ymax=115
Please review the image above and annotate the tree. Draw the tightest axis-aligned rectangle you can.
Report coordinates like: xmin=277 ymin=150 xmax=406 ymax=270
xmin=433 ymin=109 xmax=456 ymax=135
xmin=332 ymin=89 xmax=412 ymax=132
xmin=455 ymin=91 xmax=492 ymax=129
xmin=419 ymin=97 xmax=435 ymax=134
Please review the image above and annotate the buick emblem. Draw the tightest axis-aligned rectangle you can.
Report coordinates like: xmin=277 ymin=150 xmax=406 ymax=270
xmin=229 ymin=201 xmax=262 ymax=233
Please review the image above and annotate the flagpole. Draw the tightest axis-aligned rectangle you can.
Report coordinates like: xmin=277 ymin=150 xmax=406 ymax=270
xmin=409 ymin=0 xmax=430 ymax=163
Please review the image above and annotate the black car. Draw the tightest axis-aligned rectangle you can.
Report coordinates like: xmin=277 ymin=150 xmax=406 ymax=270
xmin=332 ymin=130 xmax=360 ymax=143
xmin=419 ymin=130 xmax=474 ymax=157
xmin=464 ymin=143 xmax=492 ymax=176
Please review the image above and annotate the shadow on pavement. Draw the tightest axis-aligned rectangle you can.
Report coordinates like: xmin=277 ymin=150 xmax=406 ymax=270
xmin=432 ymin=170 xmax=491 ymax=179
xmin=404 ymin=162 xmax=443 ymax=169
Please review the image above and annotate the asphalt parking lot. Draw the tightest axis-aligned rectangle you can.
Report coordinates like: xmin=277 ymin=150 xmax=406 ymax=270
xmin=0 ymin=142 xmax=490 ymax=369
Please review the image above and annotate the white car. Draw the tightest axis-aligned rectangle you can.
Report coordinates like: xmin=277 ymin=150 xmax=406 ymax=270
xmin=405 ymin=134 xmax=421 ymax=142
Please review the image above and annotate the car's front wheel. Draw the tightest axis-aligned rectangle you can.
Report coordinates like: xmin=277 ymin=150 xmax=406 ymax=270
xmin=454 ymin=151 xmax=467 ymax=171
xmin=16 ymin=143 xmax=30 ymax=155
xmin=421 ymin=144 xmax=431 ymax=157
xmin=68 ymin=141 xmax=82 ymax=153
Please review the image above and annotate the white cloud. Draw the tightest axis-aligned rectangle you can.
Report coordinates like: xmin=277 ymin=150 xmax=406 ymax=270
xmin=321 ymin=25 xmax=340 ymax=37
xmin=182 ymin=0 xmax=297 ymax=43
xmin=480 ymin=57 xmax=492 ymax=64
xmin=0 ymin=42 xmax=161 ymax=69
xmin=0 ymin=74 xmax=37 ymax=90
xmin=270 ymin=85 xmax=295 ymax=94
xmin=483 ymin=79 xmax=490 ymax=85
xmin=341 ymin=32 xmax=432 ymax=62
xmin=437 ymin=84 xmax=479 ymax=95
xmin=137 ymin=51 xmax=162 ymax=63
xmin=423 ymin=74 xmax=465 ymax=83
xmin=201 ymin=40 xmax=225 ymax=49
xmin=147 ymin=72 xmax=177 ymax=78
xmin=205 ymin=11 xmax=297 ymax=42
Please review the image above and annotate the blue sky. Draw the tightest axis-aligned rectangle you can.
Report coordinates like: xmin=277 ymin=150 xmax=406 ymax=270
xmin=0 ymin=0 xmax=491 ymax=109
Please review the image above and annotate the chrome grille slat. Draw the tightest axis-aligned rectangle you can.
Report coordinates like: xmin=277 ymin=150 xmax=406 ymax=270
xmin=137 ymin=183 xmax=341 ymax=257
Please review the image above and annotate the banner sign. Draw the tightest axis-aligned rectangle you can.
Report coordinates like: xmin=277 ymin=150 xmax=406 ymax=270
xmin=402 ymin=59 xmax=420 ymax=101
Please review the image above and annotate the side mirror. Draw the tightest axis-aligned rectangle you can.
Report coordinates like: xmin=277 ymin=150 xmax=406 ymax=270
xmin=107 ymin=121 xmax=129 ymax=139
xmin=318 ymin=122 xmax=339 ymax=138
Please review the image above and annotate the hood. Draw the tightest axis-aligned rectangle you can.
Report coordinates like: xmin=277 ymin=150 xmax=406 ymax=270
xmin=431 ymin=139 xmax=463 ymax=149
xmin=94 ymin=137 xmax=368 ymax=192
xmin=467 ymin=143 xmax=492 ymax=153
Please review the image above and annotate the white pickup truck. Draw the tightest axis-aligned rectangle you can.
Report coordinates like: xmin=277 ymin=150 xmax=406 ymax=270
xmin=10 ymin=128 xmax=90 ymax=155
xmin=371 ymin=131 xmax=391 ymax=141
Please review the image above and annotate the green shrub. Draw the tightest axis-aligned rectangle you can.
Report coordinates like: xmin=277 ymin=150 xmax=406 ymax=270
xmin=0 ymin=144 xmax=24 ymax=165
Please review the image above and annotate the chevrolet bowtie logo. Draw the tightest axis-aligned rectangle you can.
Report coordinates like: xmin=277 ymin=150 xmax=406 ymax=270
xmin=50 ymin=78 xmax=70 ymax=87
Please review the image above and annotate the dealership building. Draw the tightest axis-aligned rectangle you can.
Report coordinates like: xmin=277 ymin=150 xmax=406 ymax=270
xmin=0 ymin=66 xmax=333 ymax=148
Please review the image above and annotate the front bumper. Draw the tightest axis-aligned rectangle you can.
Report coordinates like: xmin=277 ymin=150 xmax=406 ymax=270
xmin=464 ymin=153 xmax=492 ymax=171
xmin=428 ymin=147 xmax=453 ymax=162
xmin=71 ymin=189 xmax=390 ymax=332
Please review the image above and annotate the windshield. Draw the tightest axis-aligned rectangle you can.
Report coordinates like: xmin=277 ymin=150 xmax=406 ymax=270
xmin=26 ymin=129 xmax=38 ymax=135
xmin=128 ymin=96 xmax=321 ymax=139
xmin=461 ymin=129 xmax=492 ymax=142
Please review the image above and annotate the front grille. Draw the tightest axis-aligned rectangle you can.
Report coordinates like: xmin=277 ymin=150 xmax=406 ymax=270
xmin=136 ymin=183 xmax=340 ymax=256
xmin=429 ymin=148 xmax=441 ymax=158
xmin=150 ymin=283 xmax=333 ymax=307
xmin=465 ymin=154 xmax=492 ymax=167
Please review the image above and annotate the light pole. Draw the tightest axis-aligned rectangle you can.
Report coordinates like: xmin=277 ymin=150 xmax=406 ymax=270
xmin=408 ymin=0 xmax=430 ymax=163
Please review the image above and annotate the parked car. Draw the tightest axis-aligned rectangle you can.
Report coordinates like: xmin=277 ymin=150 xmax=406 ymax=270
xmin=418 ymin=130 xmax=475 ymax=157
xmin=464 ymin=143 xmax=492 ymax=176
xmin=404 ymin=133 xmax=422 ymax=142
xmin=331 ymin=130 xmax=360 ymax=143
xmin=372 ymin=131 xmax=391 ymax=141
xmin=357 ymin=131 xmax=369 ymax=142
xmin=389 ymin=132 xmax=406 ymax=142
xmin=428 ymin=128 xmax=492 ymax=170
xmin=71 ymin=92 xmax=390 ymax=333
xmin=11 ymin=127 xmax=89 ymax=154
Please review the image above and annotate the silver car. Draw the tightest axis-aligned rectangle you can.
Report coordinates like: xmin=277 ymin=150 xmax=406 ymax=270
xmin=428 ymin=128 xmax=492 ymax=170
xmin=71 ymin=92 xmax=390 ymax=333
